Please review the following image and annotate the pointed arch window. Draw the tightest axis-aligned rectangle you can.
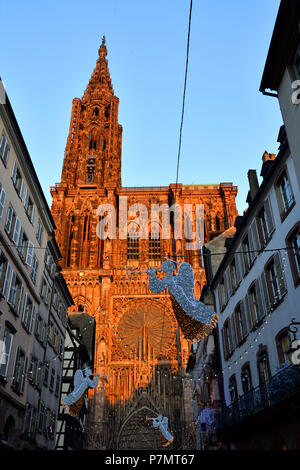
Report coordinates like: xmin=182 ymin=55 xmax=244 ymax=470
xmin=149 ymin=229 xmax=161 ymax=260
xmin=127 ymin=232 xmax=139 ymax=260
xmin=93 ymin=107 xmax=99 ymax=116
xmin=89 ymin=128 xmax=97 ymax=150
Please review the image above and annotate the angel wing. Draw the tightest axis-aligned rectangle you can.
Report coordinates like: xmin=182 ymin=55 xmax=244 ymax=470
xmin=73 ymin=369 xmax=84 ymax=389
xmin=174 ymin=263 xmax=195 ymax=300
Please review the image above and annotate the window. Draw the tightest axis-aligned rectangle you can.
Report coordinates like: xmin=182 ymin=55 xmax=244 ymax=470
xmin=5 ymin=205 xmax=15 ymax=237
xmin=12 ymin=347 xmax=27 ymax=394
xmin=22 ymin=295 xmax=36 ymax=333
xmin=241 ymin=365 xmax=252 ymax=394
xmin=0 ymin=253 xmax=11 ymax=299
xmin=149 ymin=233 xmax=161 ymax=260
xmin=0 ymin=186 xmax=6 ymax=219
xmin=257 ymin=350 xmax=271 ymax=384
xmin=28 ymin=355 xmax=38 ymax=385
xmin=43 ymin=362 xmax=49 ymax=386
xmin=49 ymin=368 xmax=55 ymax=392
xmin=229 ymin=260 xmax=237 ymax=291
xmin=257 ymin=199 xmax=275 ymax=245
xmin=89 ymin=128 xmax=97 ymax=150
xmin=276 ymin=170 xmax=294 ymax=218
xmin=222 ymin=319 xmax=232 ymax=359
xmin=127 ymin=232 xmax=139 ymax=260
xmin=286 ymin=222 xmax=300 ymax=286
xmin=31 ymin=255 xmax=38 ymax=283
xmin=24 ymin=190 xmax=36 ymax=224
xmin=36 ymin=220 xmax=44 ymax=245
xmin=265 ymin=253 xmax=287 ymax=305
xmin=242 ymin=236 xmax=252 ymax=271
xmin=12 ymin=161 xmax=25 ymax=199
xmin=229 ymin=375 xmax=238 ymax=403
xmin=0 ymin=132 xmax=10 ymax=166
xmin=276 ymin=329 xmax=292 ymax=367
xmin=7 ymin=271 xmax=24 ymax=315
xmin=55 ymin=374 xmax=60 ymax=396
xmin=0 ymin=326 xmax=14 ymax=377
xmin=38 ymin=402 xmax=45 ymax=433
xmin=234 ymin=303 xmax=248 ymax=344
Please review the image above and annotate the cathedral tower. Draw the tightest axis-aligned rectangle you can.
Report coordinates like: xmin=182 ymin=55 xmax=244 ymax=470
xmin=51 ymin=39 xmax=238 ymax=450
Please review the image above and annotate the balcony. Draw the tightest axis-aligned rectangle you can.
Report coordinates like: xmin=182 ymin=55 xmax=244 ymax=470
xmin=216 ymin=364 xmax=300 ymax=432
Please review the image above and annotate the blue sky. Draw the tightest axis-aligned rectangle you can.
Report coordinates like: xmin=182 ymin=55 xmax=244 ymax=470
xmin=0 ymin=0 xmax=282 ymax=215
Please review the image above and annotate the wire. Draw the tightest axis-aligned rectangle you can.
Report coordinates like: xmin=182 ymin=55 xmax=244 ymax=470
xmin=0 ymin=240 xmax=294 ymax=256
xmin=175 ymin=0 xmax=193 ymax=199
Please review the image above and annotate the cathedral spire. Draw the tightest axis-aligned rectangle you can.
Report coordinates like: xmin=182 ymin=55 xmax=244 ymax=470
xmin=82 ymin=35 xmax=113 ymax=102
xmin=61 ymin=38 xmax=122 ymax=188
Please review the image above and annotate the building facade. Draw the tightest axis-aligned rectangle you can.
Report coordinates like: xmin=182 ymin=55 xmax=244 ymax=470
xmin=211 ymin=127 xmax=300 ymax=449
xmin=50 ymin=37 xmax=239 ymax=450
xmin=0 ymin=87 xmax=73 ymax=449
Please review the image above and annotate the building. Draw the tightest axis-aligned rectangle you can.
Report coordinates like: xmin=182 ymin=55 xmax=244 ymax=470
xmin=55 ymin=311 xmax=96 ymax=450
xmin=188 ymin=227 xmax=236 ymax=450
xmin=210 ymin=126 xmax=300 ymax=450
xmin=0 ymin=84 xmax=73 ymax=449
xmin=260 ymin=0 xmax=300 ymax=188
xmin=50 ymin=37 xmax=239 ymax=450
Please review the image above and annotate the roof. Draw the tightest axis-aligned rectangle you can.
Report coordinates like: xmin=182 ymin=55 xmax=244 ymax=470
xmin=0 ymin=80 xmax=56 ymax=232
xmin=210 ymin=137 xmax=289 ymax=290
xmin=260 ymin=0 xmax=300 ymax=93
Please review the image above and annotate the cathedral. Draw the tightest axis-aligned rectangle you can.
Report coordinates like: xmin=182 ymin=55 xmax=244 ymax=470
xmin=50 ymin=37 xmax=238 ymax=449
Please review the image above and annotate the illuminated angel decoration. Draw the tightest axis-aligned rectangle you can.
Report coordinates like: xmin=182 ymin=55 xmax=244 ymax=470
xmin=61 ymin=367 xmax=99 ymax=417
xmin=147 ymin=261 xmax=218 ymax=341
xmin=146 ymin=415 xmax=174 ymax=447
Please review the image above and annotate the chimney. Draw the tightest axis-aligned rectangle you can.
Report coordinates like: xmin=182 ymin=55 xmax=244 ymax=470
xmin=260 ymin=151 xmax=276 ymax=179
xmin=247 ymin=169 xmax=259 ymax=203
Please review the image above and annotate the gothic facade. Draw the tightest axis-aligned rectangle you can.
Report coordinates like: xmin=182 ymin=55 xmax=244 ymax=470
xmin=50 ymin=38 xmax=238 ymax=449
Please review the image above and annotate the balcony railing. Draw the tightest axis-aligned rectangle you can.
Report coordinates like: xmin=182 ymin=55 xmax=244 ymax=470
xmin=216 ymin=364 xmax=300 ymax=432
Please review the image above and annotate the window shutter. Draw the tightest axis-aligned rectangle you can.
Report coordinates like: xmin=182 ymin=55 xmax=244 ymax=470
xmin=22 ymin=294 xmax=29 ymax=325
xmin=250 ymin=220 xmax=260 ymax=258
xmin=234 ymin=253 xmax=242 ymax=285
xmin=29 ymin=305 xmax=36 ymax=333
xmin=20 ymin=180 xmax=26 ymax=201
xmin=237 ymin=246 xmax=246 ymax=277
xmin=224 ymin=269 xmax=231 ymax=299
xmin=234 ymin=308 xmax=242 ymax=344
xmin=243 ymin=295 xmax=253 ymax=334
xmin=0 ymin=331 xmax=13 ymax=377
xmin=21 ymin=356 xmax=28 ymax=393
xmin=12 ymin=217 xmax=21 ymax=245
xmin=24 ymin=188 xmax=29 ymax=211
xmin=5 ymin=206 xmax=14 ymax=233
xmin=259 ymin=270 xmax=270 ymax=315
xmin=222 ymin=327 xmax=228 ymax=359
xmin=265 ymin=197 xmax=275 ymax=236
xmin=256 ymin=276 xmax=266 ymax=321
xmin=12 ymin=160 xmax=18 ymax=183
xmin=218 ymin=284 xmax=224 ymax=311
xmin=8 ymin=271 xmax=16 ymax=306
xmin=2 ymin=262 xmax=12 ymax=298
xmin=229 ymin=315 xmax=237 ymax=350
xmin=31 ymin=206 xmax=36 ymax=225
xmin=26 ymin=241 xmax=34 ymax=267
xmin=0 ymin=188 xmax=6 ymax=219
xmin=17 ymin=284 xmax=24 ymax=317
xmin=3 ymin=142 xmax=10 ymax=165
xmin=274 ymin=252 xmax=287 ymax=298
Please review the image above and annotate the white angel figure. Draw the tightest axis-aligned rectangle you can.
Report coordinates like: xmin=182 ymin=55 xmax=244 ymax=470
xmin=61 ymin=367 xmax=99 ymax=416
xmin=146 ymin=414 xmax=174 ymax=447
xmin=147 ymin=261 xmax=218 ymax=340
